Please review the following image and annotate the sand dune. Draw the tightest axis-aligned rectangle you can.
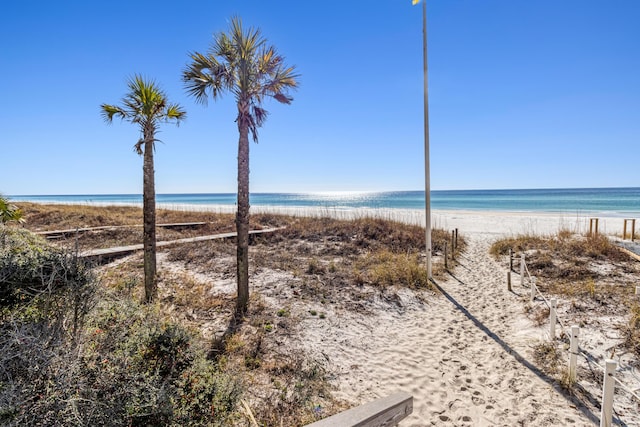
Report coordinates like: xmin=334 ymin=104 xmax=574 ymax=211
xmin=286 ymin=211 xmax=638 ymax=426
xmin=149 ymin=206 xmax=638 ymax=425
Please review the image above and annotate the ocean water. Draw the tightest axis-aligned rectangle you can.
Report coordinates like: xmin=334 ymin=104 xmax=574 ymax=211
xmin=9 ymin=188 xmax=640 ymax=216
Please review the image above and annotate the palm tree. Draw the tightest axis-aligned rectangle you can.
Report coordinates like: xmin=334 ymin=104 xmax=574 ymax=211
xmin=101 ymin=75 xmax=186 ymax=303
xmin=183 ymin=17 xmax=298 ymax=315
xmin=0 ymin=195 xmax=24 ymax=224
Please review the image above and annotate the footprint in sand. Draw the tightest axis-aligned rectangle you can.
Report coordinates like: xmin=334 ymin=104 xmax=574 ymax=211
xmin=471 ymin=390 xmax=486 ymax=406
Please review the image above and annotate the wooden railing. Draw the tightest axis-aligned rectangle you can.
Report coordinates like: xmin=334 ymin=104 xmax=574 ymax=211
xmin=306 ymin=392 xmax=413 ymax=427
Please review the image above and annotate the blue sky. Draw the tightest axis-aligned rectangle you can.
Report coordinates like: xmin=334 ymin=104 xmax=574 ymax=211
xmin=2 ymin=0 xmax=638 ymax=195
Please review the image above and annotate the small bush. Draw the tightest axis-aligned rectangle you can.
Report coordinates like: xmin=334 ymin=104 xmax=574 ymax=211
xmin=1 ymin=228 xmax=91 ymax=307
xmin=532 ymin=341 xmax=561 ymax=375
xmin=623 ymin=303 xmax=640 ymax=357
xmin=306 ymin=258 xmax=325 ymax=275
xmin=356 ymin=250 xmax=432 ymax=290
xmin=489 ymin=234 xmax=548 ymax=258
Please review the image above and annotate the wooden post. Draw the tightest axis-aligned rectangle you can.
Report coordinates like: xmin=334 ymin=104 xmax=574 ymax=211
xmin=507 ymin=271 xmax=512 ymax=292
xmin=623 ymin=220 xmax=629 ymax=240
xmin=569 ymin=326 xmax=579 ymax=384
xmin=589 ymin=218 xmax=599 ymax=236
xmin=530 ymin=277 xmax=536 ymax=302
xmin=520 ymin=253 xmax=525 ymax=287
xmin=451 ymin=230 xmax=455 ymax=260
xmin=509 ymin=249 xmax=513 ymax=272
xmin=550 ymin=299 xmax=557 ymax=339
xmin=599 ymin=359 xmax=617 ymax=427
xmin=623 ymin=219 xmax=637 ymax=241
xmin=75 ymin=227 xmax=79 ymax=257
xmin=454 ymin=228 xmax=458 ymax=250
xmin=444 ymin=242 xmax=448 ymax=269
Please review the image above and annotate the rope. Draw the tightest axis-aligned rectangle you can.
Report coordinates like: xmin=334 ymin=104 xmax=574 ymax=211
xmin=521 ymin=261 xmax=532 ymax=287
xmin=612 ymin=376 xmax=640 ymax=403
xmin=533 ymin=282 xmax=551 ymax=308
xmin=514 ymin=256 xmax=640 ymax=420
xmin=579 ymin=348 xmax=605 ymax=373
xmin=518 ymin=257 xmax=572 ymax=337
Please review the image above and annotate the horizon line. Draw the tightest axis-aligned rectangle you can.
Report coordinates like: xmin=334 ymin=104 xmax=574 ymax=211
xmin=7 ymin=186 xmax=640 ymax=198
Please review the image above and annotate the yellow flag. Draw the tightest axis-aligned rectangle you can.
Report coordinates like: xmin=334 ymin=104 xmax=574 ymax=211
xmin=412 ymin=0 xmax=420 ymax=4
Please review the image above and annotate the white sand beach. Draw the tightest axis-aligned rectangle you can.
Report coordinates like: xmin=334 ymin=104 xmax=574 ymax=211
xmin=35 ymin=202 xmax=639 ymax=425
xmin=245 ymin=208 xmax=638 ymax=426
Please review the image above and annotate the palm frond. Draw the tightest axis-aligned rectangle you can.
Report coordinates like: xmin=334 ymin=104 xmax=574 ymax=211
xmin=0 ymin=195 xmax=24 ymax=224
xmin=100 ymin=104 xmax=127 ymax=123
xmin=184 ymin=16 xmax=299 ymax=143
xmin=273 ymin=93 xmax=293 ymax=104
xmin=252 ymin=105 xmax=268 ymax=130
xmin=101 ymin=75 xmax=185 ymax=151
xmin=166 ymin=104 xmax=187 ymax=124
xmin=183 ymin=52 xmax=231 ymax=104
xmin=134 ymin=138 xmax=145 ymax=155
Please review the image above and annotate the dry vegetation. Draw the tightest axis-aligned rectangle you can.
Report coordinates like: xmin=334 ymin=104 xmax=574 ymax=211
xmin=490 ymin=230 xmax=640 ymax=358
xmin=20 ymin=202 xmax=236 ymax=231
xmin=3 ymin=203 xmax=467 ymax=425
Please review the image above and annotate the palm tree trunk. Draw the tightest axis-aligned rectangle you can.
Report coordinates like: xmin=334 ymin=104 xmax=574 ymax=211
xmin=142 ymin=135 xmax=157 ymax=303
xmin=236 ymin=114 xmax=250 ymax=315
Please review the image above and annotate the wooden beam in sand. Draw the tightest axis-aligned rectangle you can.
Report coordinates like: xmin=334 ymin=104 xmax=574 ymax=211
xmin=79 ymin=227 xmax=283 ymax=261
xmin=305 ymin=392 xmax=413 ymax=427
xmin=37 ymin=226 xmax=117 ymax=238
xmin=618 ymin=246 xmax=640 ymax=262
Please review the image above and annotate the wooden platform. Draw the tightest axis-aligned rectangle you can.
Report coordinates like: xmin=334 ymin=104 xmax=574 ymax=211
xmin=37 ymin=222 xmax=207 ymax=239
xmin=79 ymin=227 xmax=283 ymax=261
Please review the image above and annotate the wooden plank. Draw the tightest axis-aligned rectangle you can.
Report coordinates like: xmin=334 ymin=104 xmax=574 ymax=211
xmin=614 ymin=239 xmax=640 ymax=262
xmin=305 ymin=392 xmax=413 ymax=427
xmin=79 ymin=227 xmax=283 ymax=259
xmin=157 ymin=222 xmax=207 ymax=229
xmin=36 ymin=226 xmax=117 ymax=237
xmin=36 ymin=222 xmax=208 ymax=237
xmin=619 ymin=247 xmax=640 ymax=262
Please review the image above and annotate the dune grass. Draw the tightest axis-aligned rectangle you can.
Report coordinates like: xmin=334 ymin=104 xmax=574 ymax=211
xmin=491 ymin=229 xmax=640 ymax=358
xmin=8 ymin=203 xmax=467 ymax=425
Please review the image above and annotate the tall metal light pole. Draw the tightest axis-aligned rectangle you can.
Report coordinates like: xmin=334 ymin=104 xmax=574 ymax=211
xmin=420 ymin=0 xmax=432 ymax=280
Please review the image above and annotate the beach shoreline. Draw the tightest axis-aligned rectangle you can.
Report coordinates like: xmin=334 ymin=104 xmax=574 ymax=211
xmin=19 ymin=199 xmax=637 ymax=238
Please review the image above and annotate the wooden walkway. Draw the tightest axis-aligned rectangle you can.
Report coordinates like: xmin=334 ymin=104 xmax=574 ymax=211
xmin=613 ymin=237 xmax=640 ymax=262
xmin=79 ymin=227 xmax=283 ymax=260
xmin=37 ymin=222 xmax=207 ymax=239
xmin=618 ymin=242 xmax=640 ymax=262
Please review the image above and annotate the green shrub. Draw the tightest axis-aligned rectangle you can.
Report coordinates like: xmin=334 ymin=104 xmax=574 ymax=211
xmin=0 ymin=227 xmax=92 ymax=309
xmin=0 ymin=196 xmax=23 ymax=224
xmin=0 ymin=228 xmax=241 ymax=426
xmin=173 ymin=358 xmax=241 ymax=426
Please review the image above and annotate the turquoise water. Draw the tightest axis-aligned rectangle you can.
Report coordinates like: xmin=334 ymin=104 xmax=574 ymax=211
xmin=9 ymin=188 xmax=640 ymax=216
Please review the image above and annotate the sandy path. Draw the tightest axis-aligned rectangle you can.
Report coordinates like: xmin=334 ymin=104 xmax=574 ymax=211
xmin=148 ymin=207 xmax=634 ymax=425
xmin=299 ymin=232 xmax=597 ymax=426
